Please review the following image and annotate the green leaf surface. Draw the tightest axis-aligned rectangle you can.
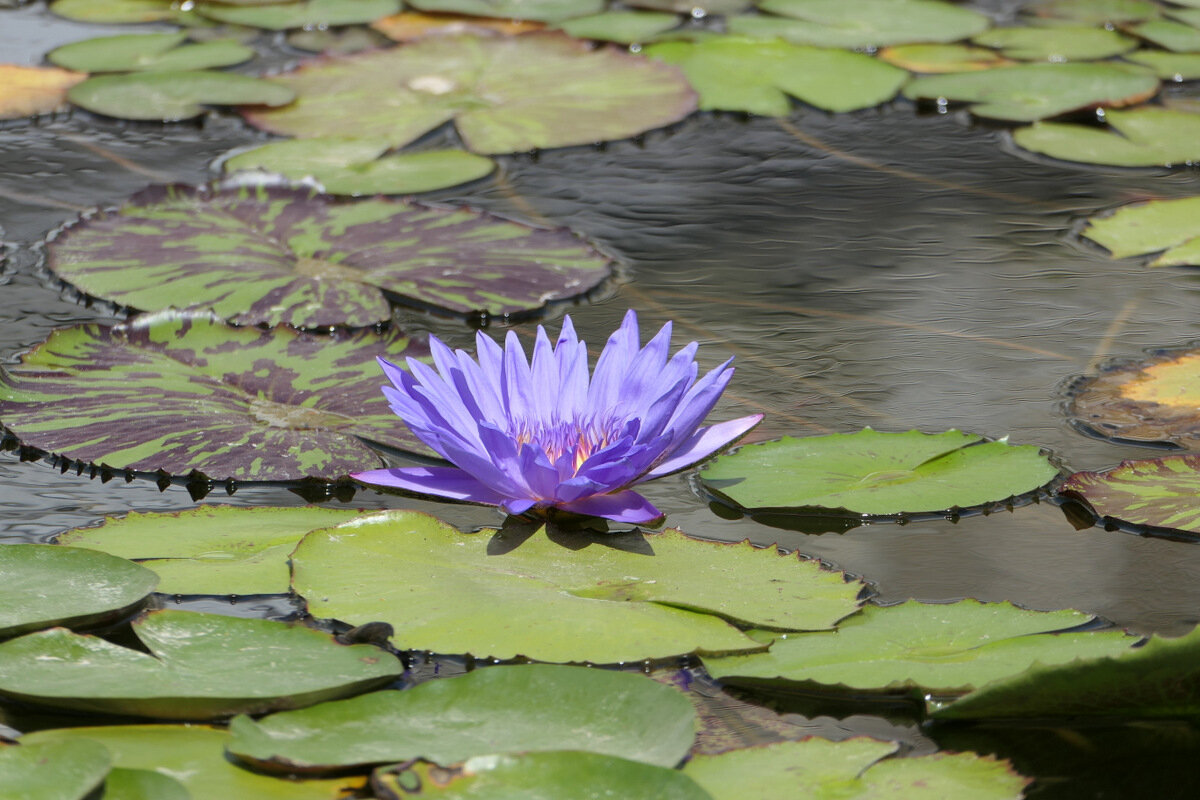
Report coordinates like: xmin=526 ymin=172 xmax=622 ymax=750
xmin=624 ymin=0 xmax=748 ymax=13
xmin=291 ymin=511 xmax=863 ymax=663
xmin=1170 ymin=8 xmax=1200 ymax=28
xmin=644 ymin=37 xmax=907 ymax=115
xmin=372 ymin=751 xmax=711 ymax=800
xmin=49 ymin=0 xmax=204 ymax=24
xmin=103 ymin=768 xmax=191 ymax=800
xmin=728 ymin=0 xmax=990 ymax=49
xmin=683 ymin=739 xmax=1029 ymax=800
xmin=1129 ymin=19 xmax=1200 ymax=52
xmin=878 ymin=43 xmax=1011 ymax=73
xmin=23 ymin=726 xmax=360 ymax=799
xmin=242 ymin=32 xmax=698 ymax=154
xmin=0 ymin=544 xmax=158 ymax=639
xmin=970 ymin=26 xmax=1136 ymax=61
xmin=68 ymin=70 xmax=295 ymax=122
xmin=937 ymin=626 xmax=1200 ymax=719
xmin=0 ymin=609 xmax=402 ymax=718
xmin=0 ymin=739 xmax=111 ymax=800
xmin=406 ymin=0 xmax=603 ymax=22
xmin=699 ymin=429 xmax=1058 ymax=515
xmin=1124 ymin=50 xmax=1200 ymax=80
xmin=1060 ymin=456 xmax=1200 ymax=535
xmin=1083 ymin=194 xmax=1200 ymax=265
xmin=557 ymin=10 xmax=679 ymax=43
xmin=228 ymin=664 xmax=695 ymax=772
xmin=48 ymin=33 xmax=254 ymax=72
xmin=195 ymin=0 xmax=400 ymax=29
xmin=902 ymin=62 xmax=1158 ymax=121
xmin=0 ymin=310 xmax=432 ymax=480
xmin=224 ymin=140 xmax=496 ymax=195
xmin=54 ymin=505 xmax=370 ymax=595
xmin=703 ymin=600 xmax=1134 ymax=696
xmin=1013 ymin=107 xmax=1200 ymax=166
xmin=1023 ymin=0 xmax=1160 ymax=26
xmin=48 ymin=184 xmax=602 ymax=326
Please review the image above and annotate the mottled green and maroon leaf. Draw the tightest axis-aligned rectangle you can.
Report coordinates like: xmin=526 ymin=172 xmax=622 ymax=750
xmin=241 ymin=32 xmax=698 ymax=154
xmin=0 ymin=311 xmax=432 ymax=481
xmin=1060 ymin=456 xmax=1200 ymax=535
xmin=46 ymin=184 xmax=612 ymax=327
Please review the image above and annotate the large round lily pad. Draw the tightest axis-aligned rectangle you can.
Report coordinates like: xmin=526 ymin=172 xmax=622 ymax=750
xmin=0 ymin=311 xmax=432 ymax=481
xmin=699 ymin=429 xmax=1059 ymax=516
xmin=970 ymin=26 xmax=1137 ymax=62
xmin=23 ymin=725 xmax=362 ymax=799
xmin=0 ymin=64 xmax=86 ymax=120
xmin=54 ymin=505 xmax=370 ymax=595
xmin=1060 ymin=456 xmax=1200 ymax=536
xmin=45 ymin=184 xmax=608 ymax=326
xmin=48 ymin=32 xmax=255 ymax=73
xmin=223 ymin=141 xmax=496 ymax=196
xmin=643 ymin=37 xmax=907 ymax=116
xmin=291 ymin=511 xmax=864 ymax=663
xmin=0 ymin=739 xmax=111 ymax=800
xmin=228 ymin=664 xmax=696 ymax=771
xmin=1013 ymin=107 xmax=1200 ymax=166
xmin=195 ymin=0 xmax=401 ymax=28
xmin=728 ymin=0 xmax=990 ymax=49
xmin=68 ymin=70 xmax=295 ymax=122
xmin=0 ymin=544 xmax=158 ymax=639
xmin=902 ymin=62 xmax=1158 ymax=121
xmin=0 ymin=609 xmax=403 ymax=718
xmin=1082 ymin=195 xmax=1200 ymax=267
xmin=242 ymin=32 xmax=698 ymax=154
xmin=1067 ymin=347 xmax=1200 ymax=449
xmin=49 ymin=0 xmax=203 ymax=24
xmin=703 ymin=600 xmax=1135 ymax=696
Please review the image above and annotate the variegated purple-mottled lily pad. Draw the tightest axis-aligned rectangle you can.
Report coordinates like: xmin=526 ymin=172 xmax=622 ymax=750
xmin=0 ymin=311 xmax=432 ymax=481
xmin=1060 ymin=456 xmax=1200 ymax=536
xmin=45 ymin=184 xmax=613 ymax=328
xmin=241 ymin=32 xmax=698 ymax=155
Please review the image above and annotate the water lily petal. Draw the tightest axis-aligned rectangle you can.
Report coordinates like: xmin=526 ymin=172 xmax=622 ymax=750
xmin=645 ymin=414 xmax=762 ymax=478
xmin=351 ymin=466 xmax=512 ymax=505
xmin=588 ymin=310 xmax=641 ymax=412
xmin=558 ymin=490 xmax=665 ymax=524
xmin=530 ymin=324 xmax=559 ymax=424
xmin=502 ymin=328 xmax=534 ymax=422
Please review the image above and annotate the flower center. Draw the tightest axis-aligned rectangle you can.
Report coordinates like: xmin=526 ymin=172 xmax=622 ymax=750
xmin=511 ymin=417 xmax=621 ymax=474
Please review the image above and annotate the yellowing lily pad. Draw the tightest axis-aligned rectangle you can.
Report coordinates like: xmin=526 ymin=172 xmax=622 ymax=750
xmin=728 ymin=0 xmax=990 ymax=49
xmin=644 ymin=37 xmax=907 ymax=115
xmin=971 ymin=26 xmax=1137 ymax=62
xmin=1083 ymin=195 xmax=1200 ymax=267
xmin=1014 ymin=107 xmax=1200 ymax=166
xmin=242 ymin=32 xmax=698 ymax=154
xmin=68 ymin=70 xmax=295 ymax=121
xmin=291 ymin=511 xmax=864 ymax=663
xmin=54 ymin=505 xmax=370 ymax=595
xmin=699 ymin=429 xmax=1058 ymax=516
xmin=902 ymin=62 xmax=1158 ymax=121
xmin=1061 ymin=456 xmax=1200 ymax=536
xmin=48 ymin=32 xmax=255 ymax=72
xmin=0 ymin=64 xmax=87 ymax=120
xmin=371 ymin=10 xmax=545 ymax=40
xmin=878 ymin=43 xmax=1011 ymax=73
xmin=1067 ymin=347 xmax=1200 ymax=449
xmin=0 ymin=609 xmax=403 ymax=718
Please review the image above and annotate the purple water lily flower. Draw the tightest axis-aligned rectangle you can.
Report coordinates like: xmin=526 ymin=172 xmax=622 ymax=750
xmin=352 ymin=310 xmax=761 ymax=524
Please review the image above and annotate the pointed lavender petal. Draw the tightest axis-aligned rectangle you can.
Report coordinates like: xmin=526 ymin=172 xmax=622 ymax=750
xmin=351 ymin=466 xmax=511 ymax=506
xmin=529 ymin=324 xmax=559 ymax=424
xmin=558 ymin=490 xmax=664 ymax=524
xmin=646 ymin=414 xmax=762 ymax=479
xmin=501 ymin=329 xmax=534 ymax=422
xmin=501 ymin=497 xmax=538 ymax=516
xmin=657 ymin=359 xmax=735 ymax=451
xmin=588 ymin=310 xmax=641 ymax=412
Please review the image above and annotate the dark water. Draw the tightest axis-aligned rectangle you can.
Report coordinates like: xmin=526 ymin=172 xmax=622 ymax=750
xmin=5 ymin=2 xmax=1200 ymax=796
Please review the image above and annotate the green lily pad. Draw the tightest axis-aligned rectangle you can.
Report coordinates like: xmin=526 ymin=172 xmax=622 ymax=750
xmin=0 ymin=311 xmax=432 ymax=481
xmin=878 ymin=43 xmax=1011 ymax=73
xmin=48 ymin=184 xmax=603 ymax=326
xmin=1129 ymin=19 xmax=1200 ymax=53
xmin=902 ymin=62 xmax=1158 ymax=121
xmin=970 ymin=26 xmax=1137 ymax=62
xmin=703 ymin=600 xmax=1135 ymax=696
xmin=229 ymin=664 xmax=695 ymax=772
xmin=558 ymin=11 xmax=680 ymax=43
xmin=1059 ymin=456 xmax=1200 ymax=535
xmin=54 ymin=506 xmax=370 ymax=595
xmin=0 ymin=544 xmax=158 ymax=639
xmin=1170 ymin=8 xmax=1200 ymax=29
xmin=937 ymin=626 xmax=1200 ymax=719
xmin=291 ymin=511 xmax=864 ymax=663
xmin=23 ymin=726 xmax=361 ymax=799
xmin=728 ymin=0 xmax=990 ymax=49
xmin=1067 ymin=347 xmax=1200 ymax=449
xmin=1124 ymin=50 xmax=1200 ymax=80
xmin=644 ymin=37 xmax=907 ymax=115
xmin=287 ymin=26 xmax=390 ymax=54
xmin=195 ymin=0 xmax=401 ymax=29
xmin=0 ymin=609 xmax=402 ymax=718
xmin=1023 ymin=0 xmax=1160 ymax=26
xmin=624 ymin=0 xmax=748 ymax=13
xmin=1083 ymin=195 xmax=1200 ymax=267
xmin=68 ymin=70 xmax=295 ymax=122
xmin=683 ymin=739 xmax=1030 ymax=800
xmin=406 ymin=0 xmax=603 ymax=22
xmin=1013 ymin=107 xmax=1200 ymax=166
xmin=699 ymin=429 xmax=1058 ymax=516
xmin=49 ymin=0 xmax=206 ymax=24
xmin=104 ymin=769 xmax=190 ymax=800
xmin=48 ymin=32 xmax=255 ymax=72
xmin=223 ymin=140 xmax=496 ymax=195
xmin=241 ymin=32 xmax=698 ymax=154
xmin=372 ymin=751 xmax=710 ymax=800
xmin=0 ymin=738 xmax=111 ymax=800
